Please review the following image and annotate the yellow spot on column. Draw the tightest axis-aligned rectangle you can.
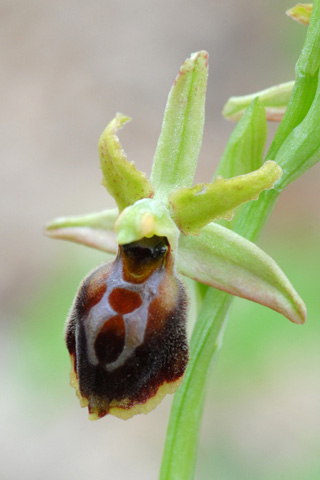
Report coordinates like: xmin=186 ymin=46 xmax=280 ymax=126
xmin=141 ymin=212 xmax=156 ymax=237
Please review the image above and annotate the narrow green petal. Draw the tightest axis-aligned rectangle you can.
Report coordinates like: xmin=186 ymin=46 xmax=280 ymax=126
xmin=150 ymin=51 xmax=208 ymax=200
xmin=99 ymin=113 xmax=154 ymax=211
xmin=286 ymin=4 xmax=312 ymax=26
xmin=177 ymin=223 xmax=306 ymax=324
xmin=222 ymin=81 xmax=294 ymax=122
xmin=114 ymin=198 xmax=180 ymax=251
xmin=169 ymin=161 xmax=282 ymax=235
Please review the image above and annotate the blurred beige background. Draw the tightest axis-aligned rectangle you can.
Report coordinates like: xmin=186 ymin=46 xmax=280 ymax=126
xmin=1 ymin=1 xmax=320 ymax=479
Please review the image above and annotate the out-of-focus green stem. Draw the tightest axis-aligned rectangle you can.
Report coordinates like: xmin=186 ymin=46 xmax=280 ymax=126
xmin=160 ymin=2 xmax=320 ymax=479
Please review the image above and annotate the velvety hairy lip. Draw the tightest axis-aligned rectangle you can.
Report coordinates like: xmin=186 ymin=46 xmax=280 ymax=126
xmin=65 ymin=236 xmax=189 ymax=420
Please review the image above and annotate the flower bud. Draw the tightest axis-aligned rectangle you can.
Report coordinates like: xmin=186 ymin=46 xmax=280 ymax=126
xmin=65 ymin=235 xmax=188 ymax=420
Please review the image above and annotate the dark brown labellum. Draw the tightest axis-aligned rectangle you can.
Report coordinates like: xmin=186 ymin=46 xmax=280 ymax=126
xmin=65 ymin=235 xmax=188 ymax=420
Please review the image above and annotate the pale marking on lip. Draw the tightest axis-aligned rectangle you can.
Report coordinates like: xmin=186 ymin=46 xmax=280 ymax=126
xmin=85 ymin=255 xmax=163 ymax=370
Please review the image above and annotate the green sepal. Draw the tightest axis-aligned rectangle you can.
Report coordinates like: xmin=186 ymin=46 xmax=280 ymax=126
xmin=44 ymin=209 xmax=118 ymax=254
xmin=169 ymin=161 xmax=282 ymax=235
xmin=286 ymin=4 xmax=312 ymax=25
xmin=222 ymin=81 xmax=294 ymax=122
xmin=177 ymin=222 xmax=306 ymax=325
xmin=99 ymin=113 xmax=154 ymax=211
xmin=114 ymin=198 xmax=180 ymax=251
xmin=151 ymin=51 xmax=208 ymax=200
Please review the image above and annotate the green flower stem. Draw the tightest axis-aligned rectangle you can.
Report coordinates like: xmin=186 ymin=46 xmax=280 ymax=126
xmin=232 ymin=188 xmax=279 ymax=243
xmin=160 ymin=290 xmax=231 ymax=480
xmin=160 ymin=2 xmax=320 ymax=479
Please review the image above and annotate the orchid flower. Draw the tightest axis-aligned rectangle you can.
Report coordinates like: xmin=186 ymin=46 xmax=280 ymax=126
xmin=46 ymin=50 xmax=309 ymax=421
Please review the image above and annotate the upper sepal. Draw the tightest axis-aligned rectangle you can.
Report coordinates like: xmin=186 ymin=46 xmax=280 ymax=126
xmin=151 ymin=51 xmax=208 ymax=200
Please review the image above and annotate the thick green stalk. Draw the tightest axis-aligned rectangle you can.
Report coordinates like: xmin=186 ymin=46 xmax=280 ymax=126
xmin=160 ymin=291 xmax=231 ymax=480
xmin=160 ymin=2 xmax=320 ymax=479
